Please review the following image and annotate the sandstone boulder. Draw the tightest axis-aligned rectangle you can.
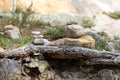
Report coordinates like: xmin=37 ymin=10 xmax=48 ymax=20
xmin=79 ymin=35 xmax=96 ymax=48
xmin=65 ymin=24 xmax=86 ymax=38
xmin=49 ymin=35 xmax=95 ymax=48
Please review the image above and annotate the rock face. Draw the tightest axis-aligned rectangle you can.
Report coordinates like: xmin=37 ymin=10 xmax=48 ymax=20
xmin=65 ymin=24 xmax=86 ymax=38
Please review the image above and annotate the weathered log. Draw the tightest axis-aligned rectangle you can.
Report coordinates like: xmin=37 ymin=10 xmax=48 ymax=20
xmin=0 ymin=43 xmax=120 ymax=65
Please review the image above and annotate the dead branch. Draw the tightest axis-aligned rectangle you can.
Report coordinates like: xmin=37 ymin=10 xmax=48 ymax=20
xmin=0 ymin=43 xmax=120 ymax=65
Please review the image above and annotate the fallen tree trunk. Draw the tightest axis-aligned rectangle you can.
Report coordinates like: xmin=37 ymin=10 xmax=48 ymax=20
xmin=0 ymin=43 xmax=120 ymax=65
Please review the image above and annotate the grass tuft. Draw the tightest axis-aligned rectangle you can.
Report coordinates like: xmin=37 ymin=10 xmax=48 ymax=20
xmin=98 ymin=31 xmax=110 ymax=40
xmin=81 ymin=17 xmax=95 ymax=28
xmin=45 ymin=25 xmax=65 ymax=40
xmin=113 ymin=35 xmax=120 ymax=40
xmin=105 ymin=11 xmax=120 ymax=19
xmin=0 ymin=35 xmax=31 ymax=49
xmin=94 ymin=40 xmax=109 ymax=51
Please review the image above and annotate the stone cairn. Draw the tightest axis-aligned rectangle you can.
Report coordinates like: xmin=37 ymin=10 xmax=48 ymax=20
xmin=31 ymin=31 xmax=49 ymax=45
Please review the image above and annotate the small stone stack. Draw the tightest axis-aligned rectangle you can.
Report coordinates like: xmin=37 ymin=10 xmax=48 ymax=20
xmin=32 ymin=31 xmax=44 ymax=45
xmin=32 ymin=31 xmax=50 ymax=45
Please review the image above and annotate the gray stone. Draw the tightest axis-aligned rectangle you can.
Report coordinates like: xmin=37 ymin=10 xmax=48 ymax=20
xmin=33 ymin=38 xmax=44 ymax=45
xmin=65 ymin=24 xmax=86 ymax=38
xmin=4 ymin=30 xmax=20 ymax=39
xmin=33 ymin=38 xmax=50 ymax=45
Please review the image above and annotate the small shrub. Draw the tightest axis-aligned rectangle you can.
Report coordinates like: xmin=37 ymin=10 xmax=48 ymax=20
xmin=46 ymin=25 xmax=65 ymax=40
xmin=105 ymin=12 xmax=120 ymax=19
xmin=0 ymin=7 xmax=34 ymax=28
xmin=14 ymin=7 xmax=34 ymax=28
xmin=81 ymin=17 xmax=95 ymax=28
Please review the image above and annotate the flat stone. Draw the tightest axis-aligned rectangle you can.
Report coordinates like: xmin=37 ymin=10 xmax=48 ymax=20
xmin=32 ymin=31 xmax=41 ymax=35
xmin=32 ymin=35 xmax=44 ymax=38
xmin=4 ymin=25 xmax=14 ymax=30
xmin=33 ymin=38 xmax=44 ymax=45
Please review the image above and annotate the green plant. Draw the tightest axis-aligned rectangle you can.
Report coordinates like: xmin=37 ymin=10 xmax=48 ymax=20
xmin=81 ymin=17 xmax=95 ymax=28
xmin=115 ymin=45 xmax=120 ymax=52
xmin=28 ymin=20 xmax=47 ymax=27
xmin=14 ymin=7 xmax=34 ymax=27
xmin=46 ymin=25 xmax=65 ymax=40
xmin=114 ymin=35 xmax=120 ymax=40
xmin=0 ymin=7 xmax=34 ymax=28
xmin=0 ymin=35 xmax=32 ymax=49
xmin=0 ymin=36 xmax=11 ymax=49
xmin=0 ymin=16 xmax=12 ymax=25
xmin=98 ymin=31 xmax=110 ymax=40
xmin=105 ymin=12 xmax=120 ymax=19
xmin=94 ymin=40 xmax=109 ymax=51
xmin=12 ymin=37 xmax=32 ymax=46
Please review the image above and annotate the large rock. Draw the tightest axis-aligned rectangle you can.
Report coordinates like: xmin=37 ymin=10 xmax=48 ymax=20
xmin=49 ymin=35 xmax=95 ymax=48
xmin=4 ymin=25 xmax=21 ymax=35
xmin=4 ymin=30 xmax=20 ymax=39
xmin=65 ymin=24 xmax=86 ymax=38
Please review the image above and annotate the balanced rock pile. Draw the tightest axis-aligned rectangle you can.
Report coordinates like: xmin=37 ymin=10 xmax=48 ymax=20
xmin=32 ymin=31 xmax=49 ymax=45
xmin=49 ymin=24 xmax=96 ymax=48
